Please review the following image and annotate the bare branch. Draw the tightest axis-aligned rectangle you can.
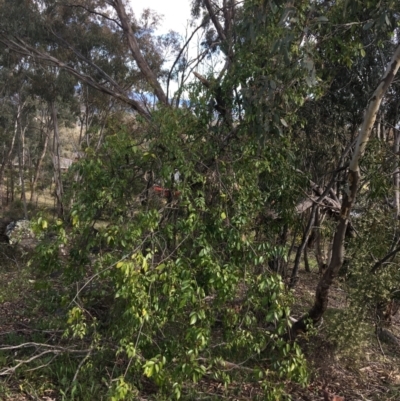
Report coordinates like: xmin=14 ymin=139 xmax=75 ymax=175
xmin=0 ymin=350 xmax=60 ymax=376
xmin=59 ymin=2 xmax=123 ymax=28
xmin=167 ymin=21 xmax=206 ymax=100
xmin=0 ymin=34 xmax=151 ymax=120
xmin=0 ymin=342 xmax=91 ymax=352
xmin=371 ymin=245 xmax=400 ymax=273
xmin=0 ymin=342 xmax=94 ymax=376
xmin=49 ymin=28 xmax=126 ymax=94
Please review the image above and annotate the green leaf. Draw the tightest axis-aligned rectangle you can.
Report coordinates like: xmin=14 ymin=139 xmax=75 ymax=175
xmin=280 ymin=118 xmax=288 ymax=127
xmin=269 ymin=1 xmax=278 ymax=14
xmin=363 ymin=20 xmax=374 ymax=30
xmin=190 ymin=312 xmax=197 ymax=325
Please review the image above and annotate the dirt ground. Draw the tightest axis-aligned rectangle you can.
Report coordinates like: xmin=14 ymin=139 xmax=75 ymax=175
xmin=288 ymin=270 xmax=400 ymax=401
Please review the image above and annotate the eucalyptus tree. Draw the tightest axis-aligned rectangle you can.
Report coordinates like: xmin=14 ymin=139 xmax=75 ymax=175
xmin=0 ymin=0 xmax=181 ymax=118
xmin=1 ymin=0 xmax=400 ymax=399
xmin=0 ymin=71 xmax=17 ymax=207
xmin=0 ymin=52 xmax=37 ymax=215
xmin=28 ymin=98 xmax=52 ymax=202
xmin=285 ymin=0 xmax=400 ymax=334
xmin=0 ymin=1 xmax=309 ymax=398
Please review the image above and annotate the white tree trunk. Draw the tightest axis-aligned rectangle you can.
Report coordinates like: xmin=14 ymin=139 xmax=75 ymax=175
xmin=293 ymin=43 xmax=400 ymax=333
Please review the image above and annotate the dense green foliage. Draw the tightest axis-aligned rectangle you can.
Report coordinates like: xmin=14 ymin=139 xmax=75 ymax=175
xmin=0 ymin=0 xmax=400 ymax=399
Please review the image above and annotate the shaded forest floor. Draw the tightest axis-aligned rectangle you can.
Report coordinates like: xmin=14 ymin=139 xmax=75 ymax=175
xmin=0 ymin=244 xmax=400 ymax=400
xmin=289 ymin=270 xmax=400 ymax=401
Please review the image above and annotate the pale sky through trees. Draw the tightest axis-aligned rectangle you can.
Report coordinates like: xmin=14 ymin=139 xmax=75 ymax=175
xmin=130 ymin=0 xmax=224 ymax=96
xmin=132 ymin=0 xmax=192 ymax=35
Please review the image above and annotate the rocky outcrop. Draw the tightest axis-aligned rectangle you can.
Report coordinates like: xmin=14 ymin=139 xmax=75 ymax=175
xmin=0 ymin=218 xmax=36 ymax=249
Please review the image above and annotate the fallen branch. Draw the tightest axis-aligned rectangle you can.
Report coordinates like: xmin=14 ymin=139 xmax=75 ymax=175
xmin=0 ymin=342 xmax=94 ymax=376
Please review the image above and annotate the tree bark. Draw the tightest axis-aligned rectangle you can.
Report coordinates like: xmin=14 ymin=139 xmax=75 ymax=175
xmin=0 ymin=129 xmax=17 ymax=209
xmin=203 ymin=0 xmax=227 ymax=42
xmin=111 ymin=0 xmax=168 ymax=105
xmin=51 ymin=101 xmax=64 ymax=218
xmin=292 ymin=43 xmax=400 ymax=335
xmin=30 ymin=127 xmax=50 ymax=202
xmin=314 ymin=208 xmax=327 ymax=273
xmin=16 ymin=107 xmax=28 ymax=219
xmin=394 ymin=129 xmax=400 ymax=217
xmin=290 ymin=206 xmax=317 ymax=285
xmin=303 ymin=246 xmax=310 ymax=273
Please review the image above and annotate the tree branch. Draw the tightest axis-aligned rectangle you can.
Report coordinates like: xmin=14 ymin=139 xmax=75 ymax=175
xmin=371 ymin=245 xmax=400 ymax=273
xmin=202 ymin=0 xmax=227 ymax=42
xmin=60 ymin=3 xmax=123 ymax=28
xmin=111 ymin=0 xmax=168 ymax=105
xmin=193 ymin=71 xmax=231 ymax=124
xmin=167 ymin=21 xmax=206 ymax=101
xmin=49 ymin=28 xmax=127 ymax=95
xmin=0 ymin=34 xmax=151 ymax=120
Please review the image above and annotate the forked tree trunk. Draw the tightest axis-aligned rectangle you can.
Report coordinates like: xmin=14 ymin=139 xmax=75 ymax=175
xmin=290 ymin=176 xmax=338 ymax=287
xmin=292 ymin=43 xmax=400 ymax=335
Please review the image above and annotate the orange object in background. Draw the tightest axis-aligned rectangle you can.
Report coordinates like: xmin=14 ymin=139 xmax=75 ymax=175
xmin=152 ymin=185 xmax=180 ymax=199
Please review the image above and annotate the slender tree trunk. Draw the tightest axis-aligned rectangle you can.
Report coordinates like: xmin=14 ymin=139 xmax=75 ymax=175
xmin=314 ymin=208 xmax=327 ymax=273
xmin=2 ymin=102 xmax=25 ymax=206
xmin=85 ymin=100 xmax=90 ymax=146
xmin=290 ymin=206 xmax=317 ymax=285
xmin=0 ymin=128 xmax=17 ymax=209
xmin=30 ymin=128 xmax=49 ymax=202
xmin=303 ymin=246 xmax=310 ymax=272
xmin=394 ymin=130 xmax=400 ymax=217
xmin=292 ymin=43 xmax=400 ymax=335
xmin=16 ymin=115 xmax=28 ymax=219
xmin=21 ymin=118 xmax=25 ymax=170
xmin=51 ymin=101 xmax=64 ymax=218
xmin=96 ymin=102 xmax=113 ymax=151
xmin=9 ymin=162 xmax=14 ymax=203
